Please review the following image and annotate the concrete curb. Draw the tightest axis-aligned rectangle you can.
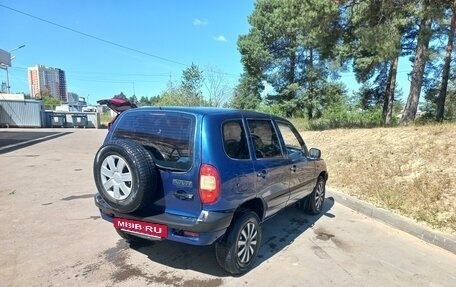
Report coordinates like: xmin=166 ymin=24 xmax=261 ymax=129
xmin=327 ymin=189 xmax=456 ymax=255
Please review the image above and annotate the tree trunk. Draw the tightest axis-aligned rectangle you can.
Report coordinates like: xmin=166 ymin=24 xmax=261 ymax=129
xmin=308 ymin=48 xmax=314 ymax=119
xmin=383 ymin=56 xmax=399 ymax=126
xmin=401 ymin=1 xmax=432 ymax=125
xmin=288 ymin=35 xmax=297 ymax=100
xmin=436 ymin=0 xmax=456 ymax=122
xmin=283 ymin=35 xmax=297 ymax=117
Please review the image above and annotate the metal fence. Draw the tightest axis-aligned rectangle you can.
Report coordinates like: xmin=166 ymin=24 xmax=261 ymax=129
xmin=0 ymin=99 xmax=44 ymax=127
xmin=0 ymin=99 xmax=101 ymax=128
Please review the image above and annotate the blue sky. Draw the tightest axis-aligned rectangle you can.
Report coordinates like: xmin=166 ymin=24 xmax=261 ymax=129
xmin=2 ymin=0 xmax=254 ymax=104
xmin=1 ymin=0 xmax=411 ymax=105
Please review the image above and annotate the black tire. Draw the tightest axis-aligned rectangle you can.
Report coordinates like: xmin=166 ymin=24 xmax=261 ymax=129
xmin=215 ymin=210 xmax=262 ymax=275
xmin=93 ymin=140 xmax=157 ymax=213
xmin=305 ymin=175 xmax=326 ymax=215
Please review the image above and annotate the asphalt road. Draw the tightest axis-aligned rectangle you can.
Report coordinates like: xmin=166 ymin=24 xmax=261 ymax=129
xmin=0 ymin=130 xmax=71 ymax=154
xmin=0 ymin=128 xmax=455 ymax=287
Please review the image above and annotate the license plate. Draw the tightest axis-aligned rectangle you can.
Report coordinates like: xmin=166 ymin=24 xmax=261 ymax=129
xmin=114 ymin=218 xmax=167 ymax=239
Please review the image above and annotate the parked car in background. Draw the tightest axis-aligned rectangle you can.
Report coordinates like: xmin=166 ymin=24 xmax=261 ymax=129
xmin=93 ymin=105 xmax=328 ymax=274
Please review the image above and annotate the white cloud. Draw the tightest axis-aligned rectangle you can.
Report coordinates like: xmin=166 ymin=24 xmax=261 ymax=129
xmin=214 ymin=35 xmax=227 ymax=42
xmin=193 ymin=19 xmax=208 ymax=26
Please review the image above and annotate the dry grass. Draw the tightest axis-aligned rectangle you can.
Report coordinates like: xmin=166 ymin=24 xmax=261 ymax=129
xmin=298 ymin=122 xmax=456 ymax=234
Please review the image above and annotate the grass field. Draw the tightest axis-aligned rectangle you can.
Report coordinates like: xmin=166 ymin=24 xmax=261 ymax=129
xmin=297 ymin=122 xmax=456 ymax=234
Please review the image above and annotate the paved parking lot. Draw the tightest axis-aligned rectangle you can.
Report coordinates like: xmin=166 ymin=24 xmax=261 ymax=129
xmin=0 ymin=130 xmax=71 ymax=154
xmin=0 ymin=128 xmax=455 ymax=287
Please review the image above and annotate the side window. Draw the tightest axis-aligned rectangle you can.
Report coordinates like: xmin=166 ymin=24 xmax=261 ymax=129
xmin=277 ymin=121 xmax=308 ymax=158
xmin=222 ymin=120 xmax=250 ymax=159
xmin=247 ymin=119 xmax=282 ymax=159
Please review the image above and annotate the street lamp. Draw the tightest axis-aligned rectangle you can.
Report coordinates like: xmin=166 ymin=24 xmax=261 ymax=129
xmin=0 ymin=45 xmax=25 ymax=94
xmin=10 ymin=45 xmax=25 ymax=53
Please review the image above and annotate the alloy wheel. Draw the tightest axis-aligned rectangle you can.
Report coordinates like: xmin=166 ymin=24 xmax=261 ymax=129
xmin=100 ymin=155 xmax=133 ymax=200
xmin=237 ymin=222 xmax=258 ymax=264
xmin=314 ymin=180 xmax=325 ymax=211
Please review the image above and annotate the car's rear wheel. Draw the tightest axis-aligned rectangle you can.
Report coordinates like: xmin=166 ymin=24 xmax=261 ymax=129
xmin=215 ymin=210 xmax=262 ymax=275
xmin=93 ymin=140 xmax=157 ymax=213
xmin=305 ymin=175 xmax=326 ymax=214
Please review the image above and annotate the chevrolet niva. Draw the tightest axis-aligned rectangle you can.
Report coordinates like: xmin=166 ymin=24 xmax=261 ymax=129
xmin=93 ymin=105 xmax=328 ymax=274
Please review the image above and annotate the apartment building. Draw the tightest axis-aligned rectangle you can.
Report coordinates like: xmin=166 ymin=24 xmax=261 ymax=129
xmin=28 ymin=65 xmax=67 ymax=102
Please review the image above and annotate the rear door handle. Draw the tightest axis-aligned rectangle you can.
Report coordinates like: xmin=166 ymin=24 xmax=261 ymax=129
xmin=257 ymin=170 xmax=267 ymax=178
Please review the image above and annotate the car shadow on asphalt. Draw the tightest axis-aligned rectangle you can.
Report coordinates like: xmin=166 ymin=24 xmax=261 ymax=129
xmin=257 ymin=196 xmax=335 ymax=265
xmin=127 ymin=197 xmax=335 ymax=277
xmin=0 ymin=131 xmax=72 ymax=154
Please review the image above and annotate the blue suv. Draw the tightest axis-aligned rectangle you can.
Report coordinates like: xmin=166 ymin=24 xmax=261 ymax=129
xmin=93 ymin=106 xmax=328 ymax=274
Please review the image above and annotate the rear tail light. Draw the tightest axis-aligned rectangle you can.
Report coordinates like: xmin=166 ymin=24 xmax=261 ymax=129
xmin=199 ymin=164 xmax=220 ymax=204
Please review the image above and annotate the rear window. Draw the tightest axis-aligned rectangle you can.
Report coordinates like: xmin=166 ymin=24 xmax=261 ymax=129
xmin=112 ymin=110 xmax=195 ymax=171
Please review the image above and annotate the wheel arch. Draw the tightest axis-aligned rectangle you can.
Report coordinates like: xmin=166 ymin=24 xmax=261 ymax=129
xmin=319 ymin=170 xmax=328 ymax=181
xmin=235 ymin=198 xmax=265 ymax=221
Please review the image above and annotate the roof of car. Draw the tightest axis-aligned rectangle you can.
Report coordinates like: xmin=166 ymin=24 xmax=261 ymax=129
xmin=133 ymin=106 xmax=283 ymax=119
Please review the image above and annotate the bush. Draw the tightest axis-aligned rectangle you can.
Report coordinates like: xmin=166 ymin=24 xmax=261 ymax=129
xmin=308 ymin=106 xmax=385 ymax=130
xmin=256 ymin=103 xmax=286 ymax=117
xmin=288 ymin=118 xmax=310 ymax=131
xmin=260 ymin=103 xmax=396 ymax=131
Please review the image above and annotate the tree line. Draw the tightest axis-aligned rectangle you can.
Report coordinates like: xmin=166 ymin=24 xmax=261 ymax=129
xmin=232 ymin=0 xmax=456 ymax=125
xmin=114 ymin=0 xmax=456 ymax=127
xmin=114 ymin=64 xmax=232 ymax=108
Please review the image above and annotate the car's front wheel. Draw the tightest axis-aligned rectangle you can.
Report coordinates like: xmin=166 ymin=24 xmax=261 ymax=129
xmin=305 ymin=175 xmax=326 ymax=214
xmin=215 ymin=210 xmax=262 ymax=275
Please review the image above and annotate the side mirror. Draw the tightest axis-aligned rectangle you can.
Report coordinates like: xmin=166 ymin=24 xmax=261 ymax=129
xmin=308 ymin=148 xmax=321 ymax=160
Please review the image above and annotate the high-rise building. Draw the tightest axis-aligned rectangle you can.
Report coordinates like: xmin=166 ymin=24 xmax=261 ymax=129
xmin=28 ymin=65 xmax=67 ymax=102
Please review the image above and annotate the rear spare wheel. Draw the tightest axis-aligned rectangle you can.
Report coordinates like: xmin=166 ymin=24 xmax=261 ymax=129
xmin=93 ymin=140 xmax=157 ymax=213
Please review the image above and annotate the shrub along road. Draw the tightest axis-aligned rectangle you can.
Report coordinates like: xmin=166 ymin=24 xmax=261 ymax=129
xmin=0 ymin=128 xmax=454 ymax=286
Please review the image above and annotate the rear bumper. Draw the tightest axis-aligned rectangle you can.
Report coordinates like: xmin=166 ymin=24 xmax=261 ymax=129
xmin=94 ymin=193 xmax=234 ymax=245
